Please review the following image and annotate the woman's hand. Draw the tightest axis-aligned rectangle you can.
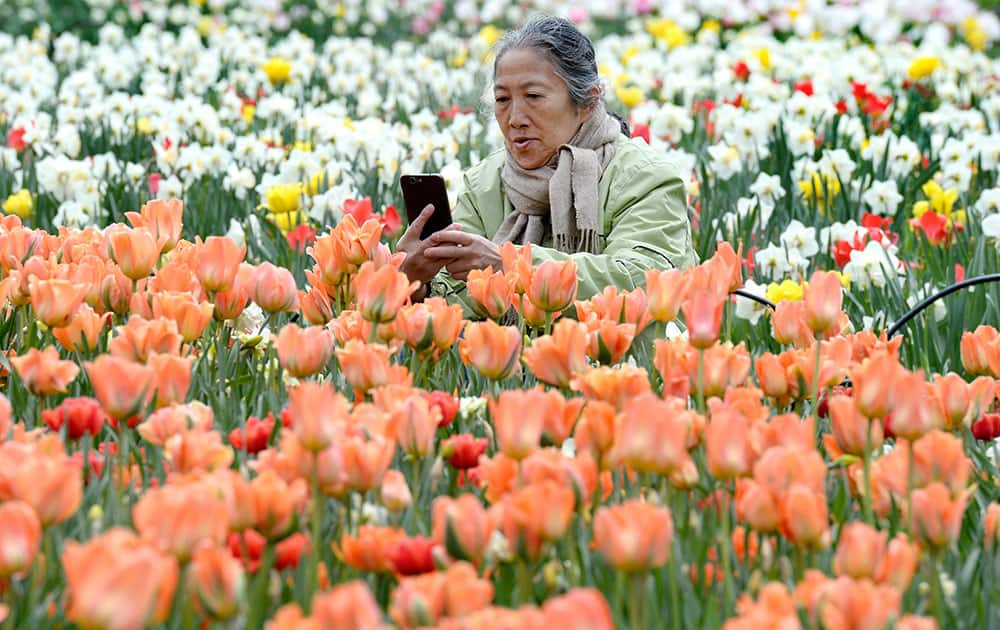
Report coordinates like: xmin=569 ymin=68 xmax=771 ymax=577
xmin=397 ymin=204 xmax=463 ymax=285
xmin=424 ymin=230 xmax=502 ymax=282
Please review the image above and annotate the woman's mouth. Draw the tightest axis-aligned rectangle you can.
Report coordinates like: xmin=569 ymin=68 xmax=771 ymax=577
xmin=513 ymin=138 xmax=535 ymax=150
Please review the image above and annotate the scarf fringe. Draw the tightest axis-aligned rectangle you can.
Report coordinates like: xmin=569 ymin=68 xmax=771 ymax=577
xmin=555 ymin=229 xmax=600 ymax=255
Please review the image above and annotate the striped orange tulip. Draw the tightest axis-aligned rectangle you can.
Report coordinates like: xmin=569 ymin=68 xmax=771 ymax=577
xmin=467 ymin=266 xmax=514 ymax=321
xmin=336 ymin=340 xmax=411 ymax=394
xmin=985 ymin=503 xmax=1000 ymax=551
xmin=585 ymin=319 xmax=635 ymax=365
xmin=770 ymin=300 xmax=812 ymax=348
xmin=571 ymin=364 xmax=651 ymax=411
xmin=527 ymin=258 xmax=577 ymax=313
xmin=250 ymin=262 xmax=299 ymax=313
xmin=459 ymin=320 xmax=521 ymax=381
xmin=52 ymin=303 xmax=110 ymax=353
xmin=105 ymin=224 xmax=160 ymax=281
xmin=500 ymin=241 xmax=534 ymax=295
xmin=494 ymin=480 xmax=575 ymax=560
xmin=779 ymin=483 xmax=829 ymax=549
xmin=187 ymin=544 xmax=245 ymax=621
xmin=833 ymin=521 xmax=887 ymax=580
xmin=683 ymin=288 xmax=725 ymax=349
xmin=28 ymin=277 xmax=85 ymax=327
xmin=593 ymin=499 xmax=673 ymax=572
xmin=62 ymin=528 xmax=179 ymax=629
xmin=909 ymin=482 xmax=974 ymax=548
xmin=735 ymin=479 xmax=781 ymax=533
xmin=888 ymin=371 xmax=944 ymax=441
xmin=152 ymin=291 xmax=214 ymax=342
xmin=803 ymin=270 xmax=843 ymax=334
xmin=108 ymin=315 xmax=183 ymax=363
xmin=380 ymin=469 xmax=412 ymax=512
xmin=149 ymin=353 xmax=193 ymax=408
xmin=340 ymin=429 xmax=395 ymax=493
xmin=850 ymin=353 xmax=902 ymax=419
xmin=827 ymin=394 xmax=883 ymax=457
xmin=705 ymin=406 xmax=754 ymax=480
xmin=10 ymin=345 xmax=79 ymax=396
xmin=393 ymin=394 xmax=441 ymax=457
xmin=195 ymin=235 xmax=246 ymax=293
xmin=522 ymin=319 xmax=589 ymax=389
xmin=288 ymin=381 xmax=350 ymax=452
xmin=355 ymin=261 xmax=418 ymax=324
xmin=299 ymin=282 xmax=334 ymax=326
xmin=277 ymin=324 xmax=335 ymax=378
xmin=490 ymin=388 xmax=564 ymax=460
xmin=432 ymin=494 xmax=494 ymax=565
xmin=611 ymin=393 xmax=695 ymax=480
xmin=125 ymin=198 xmax=183 ymax=253
xmin=0 ymin=500 xmax=41 ymax=578
xmin=960 ymin=326 xmax=1000 ymax=377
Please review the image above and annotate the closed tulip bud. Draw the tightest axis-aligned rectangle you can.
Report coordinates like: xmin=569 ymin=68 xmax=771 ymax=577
xmin=804 ymin=270 xmax=843 ymax=334
xmin=394 ymin=395 xmax=441 ymax=457
xmin=188 ymin=544 xmax=245 ymax=621
xmin=196 ymin=235 xmax=246 ymax=293
xmin=833 ymin=522 xmax=887 ymax=579
xmin=459 ymin=320 xmax=521 ymax=381
xmin=105 ymin=225 xmax=160 ymax=281
xmin=251 ymin=471 xmax=305 ymax=540
xmin=277 ymin=324 xmax=334 ymax=378
xmin=149 ymin=353 xmax=194 ymax=408
xmin=29 ymin=277 xmax=85 ymax=327
xmin=593 ymin=499 xmax=673 ymax=572
xmin=52 ymin=303 xmax=110 ymax=352
xmin=299 ymin=286 xmax=334 ymax=326
xmin=288 ymin=381 xmax=350 ymax=452
xmin=381 ymin=469 xmax=412 ymax=512
xmin=496 ymin=480 xmax=575 ymax=560
xmin=389 ymin=535 xmax=437 ymax=576
xmin=851 ymin=354 xmax=901 ymax=419
xmin=0 ymin=501 xmax=41 ymax=578
xmin=527 ymin=259 xmax=578 ymax=313
xmin=249 ymin=262 xmax=299 ymax=313
xmin=682 ymin=289 xmax=724 ymax=349
xmin=11 ymin=345 xmax=80 ymax=396
xmin=755 ymin=353 xmax=790 ymax=399
xmin=889 ymin=371 xmax=944 ymax=441
xmin=735 ymin=479 xmax=781 ymax=533
xmin=877 ymin=534 xmax=920 ymax=591
xmin=959 ymin=327 xmax=998 ymax=377
xmin=645 ymin=268 xmax=689 ymax=322
xmin=213 ymin=285 xmax=250 ymax=321
xmin=932 ymin=372 xmax=976 ymax=430
xmin=490 ymin=388 xmax=564 ymax=460
xmin=771 ymin=300 xmax=813 ymax=347
xmin=705 ymin=407 xmax=754 ymax=480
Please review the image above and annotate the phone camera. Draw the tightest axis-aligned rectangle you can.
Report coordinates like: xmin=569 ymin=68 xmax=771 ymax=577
xmin=408 ymin=176 xmax=419 ymax=185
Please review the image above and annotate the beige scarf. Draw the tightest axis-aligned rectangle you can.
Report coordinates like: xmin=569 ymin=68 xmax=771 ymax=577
xmin=494 ymin=102 xmax=621 ymax=255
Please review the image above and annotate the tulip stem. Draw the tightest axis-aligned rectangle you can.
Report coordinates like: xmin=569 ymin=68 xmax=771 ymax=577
xmin=628 ymin=572 xmax=646 ymax=629
xmin=696 ymin=348 xmax=706 ymax=414
xmin=929 ymin=548 xmax=947 ymax=625
xmin=516 ymin=561 xmax=534 ymax=605
xmin=861 ymin=449 xmax=875 ymax=525
xmin=719 ymin=481 xmax=734 ymax=617
xmin=246 ymin=544 xmax=275 ymax=628
xmin=906 ymin=441 xmax=915 ymax=533
xmin=667 ymin=545 xmax=682 ymax=630
xmin=309 ymin=467 xmax=322 ymax=608
xmin=811 ymin=339 xmax=822 ymax=424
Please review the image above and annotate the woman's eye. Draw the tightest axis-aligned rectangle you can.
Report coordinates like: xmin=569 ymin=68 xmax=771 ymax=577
xmin=526 ymin=93 xmax=541 ymax=99
xmin=495 ymin=96 xmax=509 ymax=103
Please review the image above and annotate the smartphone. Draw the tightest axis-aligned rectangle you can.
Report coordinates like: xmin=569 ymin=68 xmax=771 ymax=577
xmin=400 ymin=173 xmax=453 ymax=240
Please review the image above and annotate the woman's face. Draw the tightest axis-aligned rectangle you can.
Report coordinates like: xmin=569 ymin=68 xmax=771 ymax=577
xmin=494 ymin=48 xmax=594 ymax=170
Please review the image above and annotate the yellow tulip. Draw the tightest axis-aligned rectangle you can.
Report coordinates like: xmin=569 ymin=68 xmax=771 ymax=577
xmin=907 ymin=56 xmax=939 ymax=81
xmin=2 ymin=189 xmax=33 ymax=219
xmin=766 ymin=279 xmax=805 ymax=304
xmin=262 ymin=182 xmax=303 ymax=214
xmin=261 ymin=57 xmax=292 ymax=84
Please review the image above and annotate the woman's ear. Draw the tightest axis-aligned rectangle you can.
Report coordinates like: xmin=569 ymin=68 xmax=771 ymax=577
xmin=578 ymin=86 xmax=602 ymax=122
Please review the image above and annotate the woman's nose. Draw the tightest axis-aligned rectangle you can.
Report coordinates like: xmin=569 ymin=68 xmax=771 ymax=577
xmin=508 ymin=99 xmax=528 ymax=128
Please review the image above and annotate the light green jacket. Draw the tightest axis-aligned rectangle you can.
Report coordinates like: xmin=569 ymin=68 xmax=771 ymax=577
xmin=430 ymin=135 xmax=698 ymax=318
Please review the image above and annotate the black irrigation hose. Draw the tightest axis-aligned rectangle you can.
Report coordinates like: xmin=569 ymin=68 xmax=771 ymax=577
xmin=886 ymin=273 xmax=1000 ymax=338
xmin=731 ymin=288 xmax=776 ymax=311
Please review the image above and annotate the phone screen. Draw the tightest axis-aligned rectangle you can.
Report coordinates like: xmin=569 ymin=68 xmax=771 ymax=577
xmin=400 ymin=174 xmax=454 ymax=240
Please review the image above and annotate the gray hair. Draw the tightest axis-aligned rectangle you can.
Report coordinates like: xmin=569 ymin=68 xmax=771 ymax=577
xmin=492 ymin=15 xmax=603 ymax=111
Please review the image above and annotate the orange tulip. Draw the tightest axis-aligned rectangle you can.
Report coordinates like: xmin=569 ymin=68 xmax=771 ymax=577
xmin=540 ymin=589 xmax=614 ymax=630
xmin=0 ymin=393 xmax=10 ymax=441
xmin=98 ymin=261 xmax=134 ymax=315
xmin=165 ymin=428 xmax=235 ymax=475
xmin=380 ymin=469 xmax=412 ymax=512
xmin=393 ymin=394 xmax=441 ymax=457
xmin=394 ymin=297 xmax=463 ymax=357
xmin=277 ymin=324 xmax=334 ymax=378
xmin=187 ymin=544 xmax=245 ymax=621
xmin=288 ymin=381 xmax=350 ymax=452
xmin=137 ymin=402 xmax=214 ymax=446
xmin=833 ymin=522 xmax=887 ymax=580
xmin=354 ymin=261 xmax=418 ymax=323
xmin=877 ymin=534 xmax=920 ymax=591
xmin=932 ymin=372 xmax=993 ymax=430
xmin=960 ymin=326 xmax=1000 ymax=377
xmin=572 ymin=400 xmax=618 ymax=468
xmin=62 ymin=528 xmax=179 ymax=628
xmin=196 ymin=235 xmax=246 ymax=293
xmin=909 ymin=482 xmax=974 ymax=548
xmin=340 ymin=430 xmax=396 ymax=493
xmin=0 ymin=437 xmax=83 ymax=525
xmin=489 ymin=388 xmax=563 ymax=460
xmin=500 ymin=241 xmax=534 ymax=295
xmin=107 ymin=315 xmax=183 ymax=363
xmin=798 ymin=575 xmax=901 ymax=630
xmin=850 ymin=353 xmax=902 ymax=419
xmin=645 ymin=268 xmax=689 ymax=322
xmin=705 ymin=406 xmax=755 ymax=480
xmin=571 ymin=364 xmax=651 ymax=411
xmin=585 ymin=319 xmax=636 ymax=365
xmin=827 ymin=395 xmax=883 ymax=457
xmin=250 ymin=262 xmax=299 ymax=313
xmin=494 ymin=480 xmax=575 ymax=560
xmin=576 ymin=285 xmax=651 ymax=334
xmin=52 ymin=303 xmax=110 ymax=352
xmin=770 ymin=300 xmax=813 ymax=348
xmin=251 ymin=470 xmax=307 ymax=540
xmin=693 ymin=341 xmax=752 ymax=399
xmin=299 ymin=281 xmax=334 ymax=326
xmin=10 ymin=345 xmax=79 ymax=396
xmin=105 ymin=224 xmax=160 ymax=281
xmin=522 ymin=319 xmax=589 ymax=389
xmin=985 ymin=503 xmax=1000 ymax=551
xmin=682 ymin=288 xmax=725 ymax=349
xmin=84 ymin=354 xmax=156 ymax=420
xmin=889 ymin=370 xmax=944 ymax=441
xmin=755 ymin=353 xmax=790 ymax=400
xmin=0 ymin=500 xmax=41 ymax=578
xmin=125 ymin=198 xmax=184 ymax=253
xmin=779 ymin=483 xmax=829 ymax=549
xmin=432 ymin=494 xmax=494 ymax=565
xmin=527 ymin=258 xmax=577 ymax=313
xmin=149 ymin=352 xmax=193 ymax=408
xmin=467 ymin=266 xmax=514 ymax=321
xmin=911 ymin=430 xmax=970 ymax=497
xmin=311 ymin=580 xmax=387 ymax=630
xmin=336 ymin=340 xmax=411 ymax=395
xmin=151 ymin=291 xmax=214 ymax=342
xmin=338 ymin=525 xmax=406 ymax=573
xmin=593 ymin=499 xmax=673 ymax=572
xmin=389 ymin=562 xmax=490 ymax=628
xmin=133 ymin=482 xmax=230 ymax=561
xmin=610 ymin=393 xmax=697 ymax=483
xmin=803 ymin=270 xmax=843 ymax=334
xmin=28 ymin=277 xmax=85 ymax=327
xmin=459 ymin=320 xmax=521 ymax=381
xmin=735 ymin=479 xmax=781 ymax=533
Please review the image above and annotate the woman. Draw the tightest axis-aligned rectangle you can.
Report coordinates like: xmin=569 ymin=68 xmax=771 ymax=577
xmin=398 ymin=16 xmax=697 ymax=316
